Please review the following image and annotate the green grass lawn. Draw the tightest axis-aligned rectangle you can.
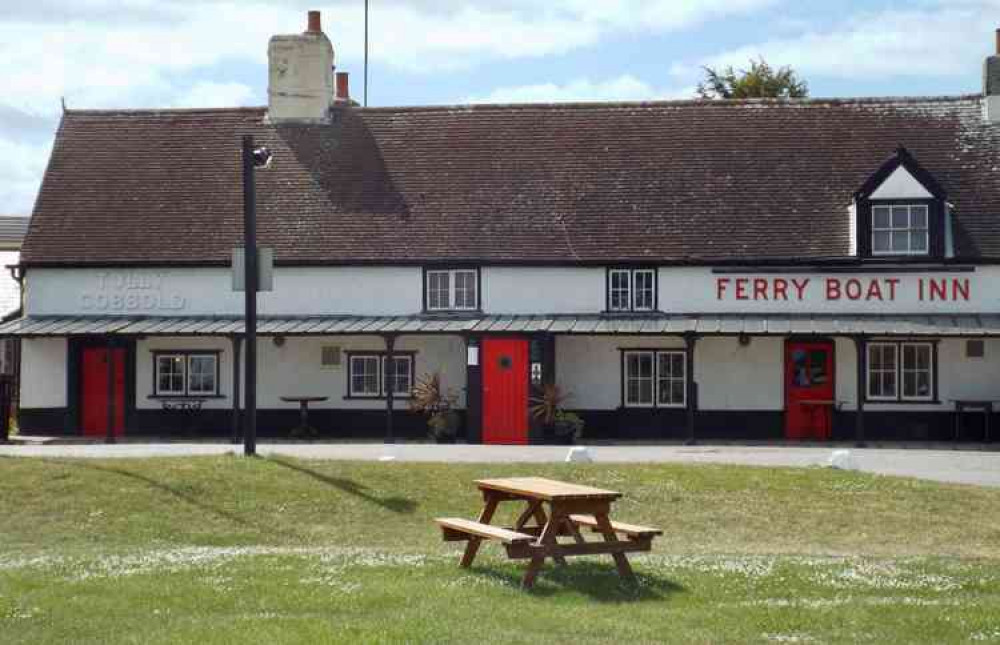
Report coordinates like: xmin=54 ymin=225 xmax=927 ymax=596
xmin=1 ymin=455 xmax=999 ymax=643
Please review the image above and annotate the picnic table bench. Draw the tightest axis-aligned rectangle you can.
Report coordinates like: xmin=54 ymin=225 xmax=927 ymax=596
xmin=436 ymin=476 xmax=661 ymax=588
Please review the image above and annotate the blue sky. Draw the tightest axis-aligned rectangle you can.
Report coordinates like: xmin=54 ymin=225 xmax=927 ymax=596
xmin=1 ymin=0 xmax=998 ymax=214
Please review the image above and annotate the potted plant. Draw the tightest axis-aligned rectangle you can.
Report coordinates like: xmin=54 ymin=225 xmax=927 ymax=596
xmin=530 ymin=384 xmax=585 ymax=444
xmin=410 ymin=372 xmax=460 ymax=443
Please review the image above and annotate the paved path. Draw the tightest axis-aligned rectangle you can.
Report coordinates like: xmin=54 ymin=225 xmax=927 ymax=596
xmin=2 ymin=442 xmax=998 ymax=488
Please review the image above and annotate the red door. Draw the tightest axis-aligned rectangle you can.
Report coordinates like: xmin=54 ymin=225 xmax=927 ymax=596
xmin=784 ymin=340 xmax=834 ymax=440
xmin=482 ymin=338 xmax=529 ymax=444
xmin=81 ymin=347 xmax=126 ymax=438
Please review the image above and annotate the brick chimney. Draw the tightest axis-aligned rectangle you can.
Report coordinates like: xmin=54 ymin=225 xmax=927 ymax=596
xmin=985 ymin=28 xmax=1000 ymax=122
xmin=335 ymin=72 xmax=351 ymax=103
xmin=268 ymin=11 xmax=335 ymax=123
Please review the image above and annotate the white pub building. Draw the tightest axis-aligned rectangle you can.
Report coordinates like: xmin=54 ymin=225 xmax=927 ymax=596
xmin=5 ymin=12 xmax=1000 ymax=445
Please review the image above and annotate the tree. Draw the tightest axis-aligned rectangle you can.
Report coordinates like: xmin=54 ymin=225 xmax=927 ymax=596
xmin=696 ymin=58 xmax=808 ymax=99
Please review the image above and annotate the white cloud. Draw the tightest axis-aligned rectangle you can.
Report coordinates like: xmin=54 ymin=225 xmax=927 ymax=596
xmin=170 ymin=82 xmax=257 ymax=109
xmin=467 ymin=75 xmax=690 ymax=104
xmin=675 ymin=2 xmax=999 ymax=85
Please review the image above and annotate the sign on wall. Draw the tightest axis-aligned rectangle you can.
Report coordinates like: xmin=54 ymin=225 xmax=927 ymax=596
xmin=80 ymin=272 xmax=187 ymax=312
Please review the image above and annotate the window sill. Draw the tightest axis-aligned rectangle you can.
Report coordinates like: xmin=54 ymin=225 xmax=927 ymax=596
xmin=863 ymin=399 xmax=940 ymax=405
xmin=344 ymin=395 xmax=413 ymax=401
xmin=148 ymin=394 xmax=226 ymax=400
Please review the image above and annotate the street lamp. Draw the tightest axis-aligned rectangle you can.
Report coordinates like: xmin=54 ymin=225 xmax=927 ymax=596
xmin=242 ymin=135 xmax=271 ymax=457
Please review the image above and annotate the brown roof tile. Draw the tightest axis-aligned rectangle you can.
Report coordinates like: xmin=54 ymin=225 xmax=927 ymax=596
xmin=20 ymin=96 xmax=1000 ymax=265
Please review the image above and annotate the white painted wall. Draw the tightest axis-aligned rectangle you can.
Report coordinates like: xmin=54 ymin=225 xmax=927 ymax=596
xmin=20 ymin=338 xmax=66 ymax=408
xmin=25 ymin=265 xmax=1000 ymax=317
xmin=25 ymin=267 xmax=423 ymax=317
xmin=483 ymin=267 xmax=605 ymax=314
xmin=695 ymin=337 xmax=784 ymax=410
xmin=869 ymin=166 xmax=933 ymax=199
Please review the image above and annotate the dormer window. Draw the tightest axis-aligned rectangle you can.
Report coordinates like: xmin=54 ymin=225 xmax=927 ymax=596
xmin=853 ymin=148 xmax=947 ymax=261
xmin=871 ymin=204 xmax=929 ymax=255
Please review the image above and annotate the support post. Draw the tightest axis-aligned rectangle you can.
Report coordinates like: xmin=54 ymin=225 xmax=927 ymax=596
xmin=384 ymin=333 xmax=396 ymax=444
xmin=230 ymin=335 xmax=243 ymax=445
xmin=242 ymin=135 xmax=258 ymax=457
xmin=854 ymin=335 xmax=867 ymax=447
xmin=684 ymin=333 xmax=698 ymax=445
xmin=105 ymin=341 xmax=116 ymax=445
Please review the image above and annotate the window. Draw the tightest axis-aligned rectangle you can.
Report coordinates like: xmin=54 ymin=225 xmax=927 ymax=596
xmin=871 ymin=204 xmax=929 ymax=255
xmin=624 ymin=350 xmax=686 ymax=408
xmin=608 ymin=268 xmax=657 ymax=312
xmin=348 ymin=353 xmax=413 ymax=398
xmin=153 ymin=351 xmax=219 ymax=397
xmin=425 ymin=269 xmax=478 ymax=311
xmin=866 ymin=342 xmax=934 ymax=402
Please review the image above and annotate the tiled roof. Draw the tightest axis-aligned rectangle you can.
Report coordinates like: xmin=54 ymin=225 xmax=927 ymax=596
xmin=20 ymin=96 xmax=1000 ymax=265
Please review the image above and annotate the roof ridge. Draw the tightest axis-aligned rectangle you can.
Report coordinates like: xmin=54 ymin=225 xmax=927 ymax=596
xmin=64 ymin=106 xmax=267 ymax=116
xmin=356 ymin=94 xmax=984 ymax=113
xmin=62 ymin=93 xmax=984 ymax=118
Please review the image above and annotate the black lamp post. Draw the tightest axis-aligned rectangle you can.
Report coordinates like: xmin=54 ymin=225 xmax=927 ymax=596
xmin=242 ymin=135 xmax=271 ymax=457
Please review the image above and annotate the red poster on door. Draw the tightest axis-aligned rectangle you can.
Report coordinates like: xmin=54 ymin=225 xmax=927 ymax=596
xmin=81 ymin=347 xmax=126 ymax=438
xmin=785 ymin=341 xmax=834 ymax=440
xmin=482 ymin=338 xmax=529 ymax=445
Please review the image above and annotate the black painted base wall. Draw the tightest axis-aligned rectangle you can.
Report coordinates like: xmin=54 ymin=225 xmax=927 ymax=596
xmin=19 ymin=407 xmax=463 ymax=441
xmin=18 ymin=407 xmax=996 ymax=443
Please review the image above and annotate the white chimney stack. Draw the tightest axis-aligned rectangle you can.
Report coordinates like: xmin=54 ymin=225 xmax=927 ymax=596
xmin=268 ymin=10 xmax=335 ymax=123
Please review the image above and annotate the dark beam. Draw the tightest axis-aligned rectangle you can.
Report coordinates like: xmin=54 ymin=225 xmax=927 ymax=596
xmin=685 ymin=333 xmax=698 ymax=445
xmin=854 ymin=335 xmax=867 ymax=447
xmin=230 ymin=335 xmax=243 ymax=445
xmin=105 ymin=340 xmax=116 ymax=444
xmin=384 ymin=333 xmax=397 ymax=444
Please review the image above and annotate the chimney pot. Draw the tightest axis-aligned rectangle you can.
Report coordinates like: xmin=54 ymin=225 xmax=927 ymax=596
xmin=308 ymin=10 xmax=322 ymax=33
xmin=336 ymin=72 xmax=350 ymax=102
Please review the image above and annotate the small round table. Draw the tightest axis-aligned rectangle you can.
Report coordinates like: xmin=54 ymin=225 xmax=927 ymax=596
xmin=280 ymin=396 xmax=329 ymax=437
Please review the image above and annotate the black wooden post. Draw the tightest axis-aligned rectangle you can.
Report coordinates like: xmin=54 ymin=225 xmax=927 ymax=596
xmin=230 ymin=335 xmax=243 ymax=444
xmin=105 ymin=341 xmax=116 ymax=444
xmin=684 ymin=333 xmax=698 ymax=445
xmin=854 ymin=335 xmax=867 ymax=447
xmin=242 ymin=135 xmax=258 ymax=457
xmin=384 ymin=334 xmax=396 ymax=444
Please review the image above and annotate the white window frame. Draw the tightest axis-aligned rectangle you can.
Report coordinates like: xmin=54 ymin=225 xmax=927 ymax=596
xmin=609 ymin=268 xmax=656 ymax=312
xmin=348 ymin=353 xmax=413 ymax=398
xmin=382 ymin=355 xmax=413 ymax=397
xmin=871 ymin=204 xmax=929 ymax=256
xmin=349 ymin=355 xmax=381 ymax=397
xmin=187 ymin=354 xmax=218 ymax=396
xmin=656 ymin=351 xmax=687 ymax=408
xmin=866 ymin=341 xmax=934 ymax=402
xmin=154 ymin=351 xmax=219 ymax=397
xmin=155 ymin=354 xmax=187 ymax=396
xmin=901 ymin=343 xmax=934 ymax=402
xmin=633 ymin=269 xmax=656 ymax=312
xmin=624 ymin=350 xmax=686 ymax=408
xmin=426 ymin=269 xmax=478 ymax=312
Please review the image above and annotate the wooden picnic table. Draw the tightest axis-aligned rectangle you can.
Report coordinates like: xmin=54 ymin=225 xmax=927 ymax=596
xmin=436 ymin=476 xmax=661 ymax=589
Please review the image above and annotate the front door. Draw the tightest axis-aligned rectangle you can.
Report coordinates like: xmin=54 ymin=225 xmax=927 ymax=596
xmin=81 ymin=347 xmax=126 ymax=438
xmin=784 ymin=340 xmax=834 ymax=440
xmin=482 ymin=338 xmax=529 ymax=444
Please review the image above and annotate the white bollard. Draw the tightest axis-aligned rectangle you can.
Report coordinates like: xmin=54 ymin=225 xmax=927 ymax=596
xmin=565 ymin=446 xmax=593 ymax=463
xmin=828 ymin=449 xmax=855 ymax=470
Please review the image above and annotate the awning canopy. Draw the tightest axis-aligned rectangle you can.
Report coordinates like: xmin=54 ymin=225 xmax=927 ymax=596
xmin=3 ymin=313 xmax=1000 ymax=337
